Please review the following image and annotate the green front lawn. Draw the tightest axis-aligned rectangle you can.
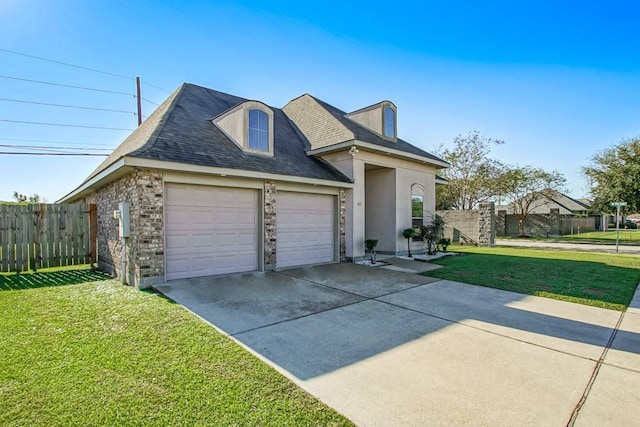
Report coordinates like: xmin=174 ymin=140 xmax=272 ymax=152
xmin=426 ymin=246 xmax=640 ymax=311
xmin=0 ymin=271 xmax=351 ymax=426
xmin=560 ymin=230 xmax=640 ymax=244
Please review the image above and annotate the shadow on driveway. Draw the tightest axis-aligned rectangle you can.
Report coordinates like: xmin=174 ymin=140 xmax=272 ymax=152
xmin=155 ymin=263 xmax=635 ymax=381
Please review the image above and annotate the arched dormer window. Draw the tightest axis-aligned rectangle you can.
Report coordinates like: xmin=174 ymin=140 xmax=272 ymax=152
xmin=248 ymin=109 xmax=269 ymax=151
xmin=384 ymin=106 xmax=396 ymax=138
xmin=212 ymin=101 xmax=274 ymax=156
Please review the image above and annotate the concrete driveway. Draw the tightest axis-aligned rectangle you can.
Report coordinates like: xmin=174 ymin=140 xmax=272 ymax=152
xmin=155 ymin=263 xmax=640 ymax=426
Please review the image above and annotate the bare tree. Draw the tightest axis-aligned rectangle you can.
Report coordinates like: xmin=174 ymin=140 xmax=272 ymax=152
xmin=498 ymin=167 xmax=566 ymax=237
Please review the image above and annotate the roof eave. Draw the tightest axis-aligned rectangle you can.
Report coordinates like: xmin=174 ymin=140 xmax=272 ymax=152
xmin=306 ymin=140 xmax=451 ymax=169
xmin=57 ymin=158 xmax=132 ymax=203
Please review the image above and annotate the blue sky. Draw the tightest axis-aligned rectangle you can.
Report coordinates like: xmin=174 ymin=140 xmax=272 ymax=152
xmin=1 ymin=0 xmax=639 ymax=201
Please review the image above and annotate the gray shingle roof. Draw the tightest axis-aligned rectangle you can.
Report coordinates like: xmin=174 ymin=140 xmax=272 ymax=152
xmin=308 ymin=95 xmax=448 ymax=165
xmin=87 ymin=83 xmax=351 ymax=183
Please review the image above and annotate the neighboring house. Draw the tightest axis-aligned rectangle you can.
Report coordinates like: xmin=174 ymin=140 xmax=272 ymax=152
xmin=60 ymin=83 xmax=448 ymax=288
xmin=496 ymin=189 xmax=591 ymax=216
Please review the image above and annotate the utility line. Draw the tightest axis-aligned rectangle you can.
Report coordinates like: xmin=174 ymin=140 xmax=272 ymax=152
xmin=0 ymin=47 xmax=172 ymax=93
xmin=0 ymin=97 xmax=135 ymax=114
xmin=0 ymin=75 xmax=134 ymax=96
xmin=0 ymin=152 xmax=109 ymax=156
xmin=2 ymin=145 xmax=84 ymax=154
xmin=141 ymin=97 xmax=160 ymax=106
xmin=0 ymin=144 xmax=111 ymax=151
xmin=0 ymin=137 xmax=115 ymax=147
xmin=0 ymin=119 xmax=134 ymax=131
xmin=0 ymin=48 xmax=133 ymax=80
xmin=144 ymin=81 xmax=172 ymax=94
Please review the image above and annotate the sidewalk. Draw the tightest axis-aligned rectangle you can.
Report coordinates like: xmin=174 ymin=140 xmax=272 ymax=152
xmin=496 ymin=239 xmax=640 ymax=255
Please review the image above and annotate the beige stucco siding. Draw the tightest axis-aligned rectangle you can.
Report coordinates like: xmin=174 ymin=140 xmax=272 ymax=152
xmin=322 ymin=149 xmax=438 ymax=257
xmin=365 ymin=168 xmax=396 ymax=253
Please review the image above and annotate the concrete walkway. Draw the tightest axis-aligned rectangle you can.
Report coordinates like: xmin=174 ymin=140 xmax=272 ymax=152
xmin=155 ymin=263 xmax=640 ymax=426
xmin=496 ymin=238 xmax=640 ymax=254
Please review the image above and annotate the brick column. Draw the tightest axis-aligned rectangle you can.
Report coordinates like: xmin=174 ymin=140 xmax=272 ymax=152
xmin=339 ymin=189 xmax=346 ymax=261
xmin=478 ymin=202 xmax=495 ymax=247
xmin=264 ymin=181 xmax=277 ymax=270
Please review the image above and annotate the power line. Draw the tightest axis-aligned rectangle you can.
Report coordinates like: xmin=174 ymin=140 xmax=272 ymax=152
xmin=0 ymin=97 xmax=135 ymax=114
xmin=0 ymin=119 xmax=134 ymax=131
xmin=141 ymin=97 xmax=160 ymax=106
xmin=0 ymin=144 xmax=111 ymax=151
xmin=0 ymin=47 xmax=172 ymax=93
xmin=0 ymin=152 xmax=109 ymax=156
xmin=0 ymin=137 xmax=116 ymax=147
xmin=0 ymin=75 xmax=134 ymax=96
xmin=0 ymin=48 xmax=133 ymax=80
xmin=1 ymin=145 xmax=85 ymax=154
xmin=144 ymin=81 xmax=172 ymax=94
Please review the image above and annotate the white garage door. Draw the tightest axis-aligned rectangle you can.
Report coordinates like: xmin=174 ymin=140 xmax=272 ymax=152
xmin=165 ymin=184 xmax=258 ymax=280
xmin=277 ymin=192 xmax=335 ymax=268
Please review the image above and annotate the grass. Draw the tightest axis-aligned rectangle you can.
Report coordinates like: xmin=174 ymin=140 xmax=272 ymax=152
xmin=560 ymin=229 xmax=640 ymax=244
xmin=0 ymin=270 xmax=352 ymax=427
xmin=426 ymin=246 xmax=640 ymax=311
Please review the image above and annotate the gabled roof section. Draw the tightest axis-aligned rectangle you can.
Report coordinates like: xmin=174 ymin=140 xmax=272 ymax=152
xmin=543 ymin=189 xmax=591 ymax=212
xmin=307 ymin=95 xmax=448 ymax=166
xmin=84 ymin=83 xmax=351 ymax=185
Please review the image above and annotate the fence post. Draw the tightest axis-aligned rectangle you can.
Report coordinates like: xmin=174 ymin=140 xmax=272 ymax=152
xmin=89 ymin=204 xmax=97 ymax=266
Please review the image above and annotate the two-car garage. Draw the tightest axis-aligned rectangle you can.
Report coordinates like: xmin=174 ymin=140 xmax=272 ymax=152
xmin=164 ymin=183 xmax=336 ymax=280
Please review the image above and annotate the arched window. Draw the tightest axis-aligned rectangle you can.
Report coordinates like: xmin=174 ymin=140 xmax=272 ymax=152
xmin=411 ymin=184 xmax=424 ymax=229
xmin=248 ymin=109 xmax=269 ymax=151
xmin=383 ymin=106 xmax=395 ymax=138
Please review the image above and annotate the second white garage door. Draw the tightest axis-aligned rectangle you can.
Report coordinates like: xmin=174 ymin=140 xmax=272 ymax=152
xmin=277 ymin=192 xmax=335 ymax=268
xmin=165 ymin=184 xmax=259 ymax=280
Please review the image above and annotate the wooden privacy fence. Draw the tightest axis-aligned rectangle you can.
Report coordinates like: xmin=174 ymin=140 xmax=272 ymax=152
xmin=0 ymin=203 xmax=97 ymax=273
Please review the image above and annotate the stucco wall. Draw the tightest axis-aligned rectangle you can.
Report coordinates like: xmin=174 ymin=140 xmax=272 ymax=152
xmin=322 ymin=149 xmax=438 ymax=257
xmin=365 ymin=168 xmax=396 ymax=253
xmin=346 ymin=107 xmax=383 ymax=136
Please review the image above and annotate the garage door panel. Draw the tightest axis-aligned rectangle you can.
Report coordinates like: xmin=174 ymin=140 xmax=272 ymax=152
xmin=277 ymin=192 xmax=335 ymax=268
xmin=165 ymin=184 xmax=259 ymax=280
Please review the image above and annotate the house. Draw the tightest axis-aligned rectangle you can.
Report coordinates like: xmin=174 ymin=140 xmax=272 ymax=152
xmin=60 ymin=83 xmax=448 ymax=288
xmin=496 ymin=189 xmax=591 ymax=216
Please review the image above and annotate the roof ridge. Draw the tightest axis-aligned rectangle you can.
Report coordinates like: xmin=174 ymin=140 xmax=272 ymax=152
xmin=83 ymin=84 xmax=186 ymax=182
xmin=130 ymin=84 xmax=189 ymax=157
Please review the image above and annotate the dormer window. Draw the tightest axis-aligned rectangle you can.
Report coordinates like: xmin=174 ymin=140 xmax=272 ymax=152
xmin=248 ymin=109 xmax=269 ymax=151
xmin=383 ymin=106 xmax=395 ymax=138
xmin=212 ymin=101 xmax=274 ymax=156
xmin=344 ymin=100 xmax=397 ymax=142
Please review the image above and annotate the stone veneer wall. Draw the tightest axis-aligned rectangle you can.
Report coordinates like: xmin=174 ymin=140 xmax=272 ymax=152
xmin=87 ymin=171 xmax=345 ymax=287
xmin=436 ymin=202 xmax=495 ymax=247
xmin=477 ymin=202 xmax=495 ymax=247
xmin=264 ymin=181 xmax=277 ymax=269
xmin=87 ymin=169 xmax=164 ymax=288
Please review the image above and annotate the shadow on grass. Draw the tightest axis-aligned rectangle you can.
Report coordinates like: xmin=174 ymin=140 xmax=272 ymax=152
xmin=0 ymin=269 xmax=112 ymax=291
xmin=427 ymin=252 xmax=640 ymax=310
